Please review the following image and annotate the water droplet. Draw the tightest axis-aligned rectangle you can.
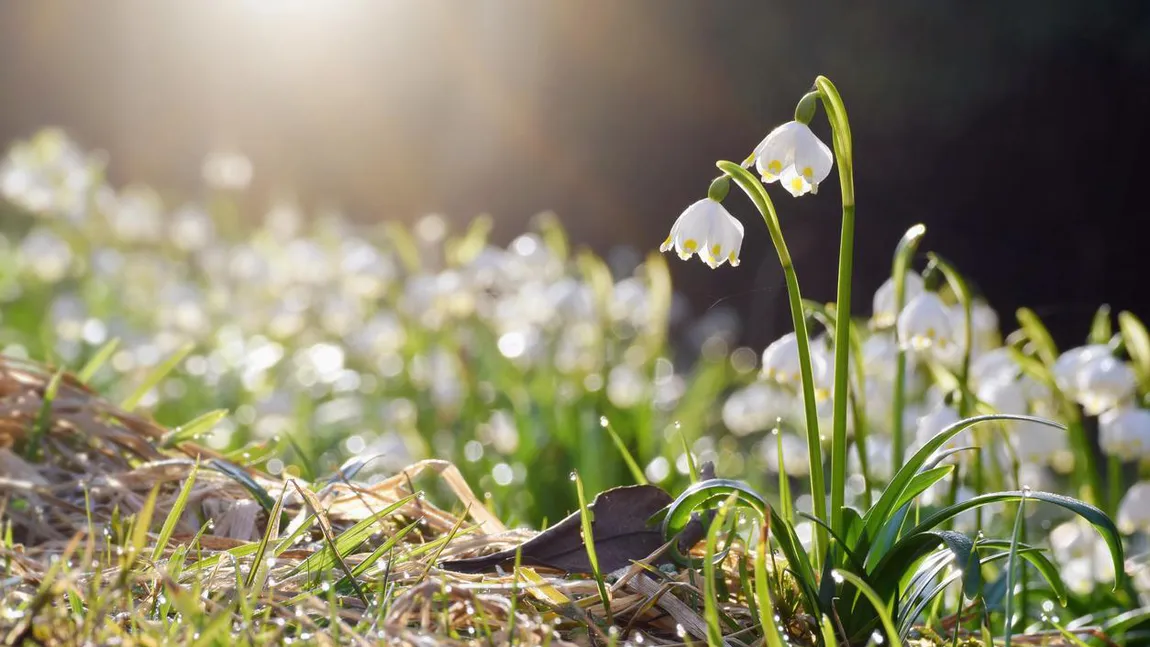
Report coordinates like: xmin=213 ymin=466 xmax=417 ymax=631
xmin=674 ymin=421 xmax=681 ymax=430
xmin=599 ymin=416 xmax=609 ymax=428
xmin=1021 ymin=485 xmax=1032 ymax=497
xmin=832 ymin=572 xmax=844 ymax=584
xmin=871 ymin=630 xmax=885 ymax=645
xmin=1042 ymin=600 xmax=1054 ymax=612
xmin=569 ymin=471 xmax=578 ymax=481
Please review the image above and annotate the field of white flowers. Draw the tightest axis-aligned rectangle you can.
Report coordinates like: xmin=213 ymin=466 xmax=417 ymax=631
xmin=2 ymin=77 xmax=1150 ymax=645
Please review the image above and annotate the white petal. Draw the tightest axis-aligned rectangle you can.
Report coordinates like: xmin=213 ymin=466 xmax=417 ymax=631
xmin=792 ymin=124 xmax=834 ymax=189
xmin=779 ymin=165 xmax=811 ymax=197
xmin=753 ymin=121 xmax=802 ymax=182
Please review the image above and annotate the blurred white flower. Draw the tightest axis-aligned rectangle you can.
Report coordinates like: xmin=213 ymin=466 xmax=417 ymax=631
xmin=1075 ymin=354 xmax=1136 ymax=416
xmin=970 ymin=347 xmax=1019 ymax=388
xmin=201 ymin=149 xmax=253 ymax=190
xmin=914 ymin=402 xmax=967 ymax=459
xmin=1010 ymin=419 xmax=1071 ymax=469
xmin=169 ymin=205 xmax=216 ymax=251
xmin=607 ymin=364 xmax=647 ymax=408
xmin=752 ymin=121 xmax=834 ymax=197
xmin=896 ymin=292 xmax=955 ymax=355
xmin=722 ymin=381 xmax=789 ymax=436
xmin=1100 ymin=405 xmax=1150 ymax=457
xmin=870 ymin=273 xmax=925 ymax=329
xmin=977 ymin=376 xmax=1029 ymax=415
xmin=1118 ymin=481 xmax=1150 ymax=534
xmin=18 ymin=227 xmax=73 ymax=282
xmin=1049 ymin=519 xmax=1115 ymax=595
xmin=761 ymin=431 xmax=810 ymax=476
xmin=659 ymin=198 xmax=744 ymax=268
xmin=850 ymin=435 xmax=893 ymax=481
xmin=1052 ymin=344 xmax=1110 ymax=399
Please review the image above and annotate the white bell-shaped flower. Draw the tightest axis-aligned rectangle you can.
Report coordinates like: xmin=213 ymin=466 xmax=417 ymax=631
xmin=970 ymin=347 xmax=1019 ymax=387
xmin=871 ymin=273 xmax=925 ymax=329
xmin=722 ymin=381 xmax=790 ymax=436
xmin=660 ymin=198 xmax=744 ymax=269
xmin=761 ymin=332 xmax=801 ymax=385
xmin=896 ymin=292 xmax=955 ymax=354
xmin=753 ymin=121 xmax=834 ymax=197
xmin=1049 ymin=519 xmax=1115 ymax=595
xmin=1099 ymin=405 xmax=1150 ymax=457
xmin=977 ymin=376 xmax=1029 ymax=415
xmin=914 ymin=402 xmax=968 ymax=459
xmin=1075 ymin=354 xmax=1136 ymax=416
xmin=761 ymin=332 xmax=830 ymax=401
xmin=1052 ymin=344 xmax=1110 ymax=398
xmin=1011 ymin=419 xmax=1071 ymax=470
xmin=1118 ymin=481 xmax=1150 ymax=534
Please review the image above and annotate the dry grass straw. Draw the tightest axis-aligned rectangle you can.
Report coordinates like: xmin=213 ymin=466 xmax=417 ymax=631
xmin=0 ymin=356 xmax=774 ymax=646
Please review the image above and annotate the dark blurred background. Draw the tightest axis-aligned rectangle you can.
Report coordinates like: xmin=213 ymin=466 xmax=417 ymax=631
xmin=1 ymin=1 xmax=1148 ymax=349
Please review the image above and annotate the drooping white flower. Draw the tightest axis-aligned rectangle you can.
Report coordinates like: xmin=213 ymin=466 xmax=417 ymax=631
xmin=761 ymin=332 xmax=801 ymax=385
xmin=753 ymin=121 xmax=834 ymax=197
xmin=970 ymin=347 xmax=1019 ymax=387
xmin=722 ymin=381 xmax=790 ymax=436
xmin=1100 ymin=405 xmax=1150 ymax=457
xmin=1118 ymin=481 xmax=1150 ymax=534
xmin=1052 ymin=344 xmax=1110 ymax=398
xmin=914 ymin=402 xmax=968 ymax=459
xmin=896 ymin=292 xmax=955 ymax=354
xmin=977 ymin=376 xmax=1029 ymax=415
xmin=870 ymin=273 xmax=925 ymax=329
xmin=1075 ymin=354 xmax=1137 ymax=415
xmin=761 ymin=332 xmax=830 ymax=400
xmin=660 ymin=198 xmax=744 ymax=268
xmin=1049 ymin=519 xmax=1115 ymax=595
xmin=1010 ymin=419 xmax=1071 ymax=470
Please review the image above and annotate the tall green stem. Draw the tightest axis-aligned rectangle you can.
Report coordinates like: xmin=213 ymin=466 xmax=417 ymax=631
xmin=815 ymin=76 xmax=855 ymax=539
xmin=890 ymin=226 xmax=926 ymax=471
xmin=717 ymin=160 xmax=827 ymax=565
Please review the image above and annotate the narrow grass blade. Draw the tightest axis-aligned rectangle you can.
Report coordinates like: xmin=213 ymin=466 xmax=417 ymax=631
xmin=754 ymin=520 xmax=787 ymax=647
xmin=120 ymin=342 xmax=193 ymax=411
xmin=832 ymin=569 xmax=902 ymax=647
xmin=152 ymin=463 xmax=199 ymax=561
xmin=128 ymin=485 xmax=161 ymax=567
xmin=1090 ymin=305 xmax=1112 ymax=345
xmin=289 ymin=491 xmax=417 ymax=579
xmin=679 ymin=431 xmax=699 ymax=483
xmin=290 ymin=481 xmax=368 ymax=605
xmin=601 ymin=414 xmax=646 ymax=485
xmin=702 ymin=491 xmax=737 ymax=647
xmin=77 ymin=337 xmax=119 ymax=384
xmin=207 ymin=459 xmax=277 ymax=514
xmin=25 ymin=367 xmax=64 ymax=461
xmin=244 ymin=482 xmax=286 ymax=591
xmin=1119 ymin=311 xmax=1150 ymax=390
xmin=573 ymin=471 xmax=612 ymax=625
xmin=1016 ymin=307 xmax=1058 ymax=365
xmin=160 ymin=409 xmax=228 ymax=449
xmin=1003 ymin=498 xmax=1026 ymax=647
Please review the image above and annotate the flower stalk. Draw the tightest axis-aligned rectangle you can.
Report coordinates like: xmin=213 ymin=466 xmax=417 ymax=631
xmin=814 ymin=76 xmax=855 ymax=539
xmin=717 ymin=159 xmax=828 ymax=564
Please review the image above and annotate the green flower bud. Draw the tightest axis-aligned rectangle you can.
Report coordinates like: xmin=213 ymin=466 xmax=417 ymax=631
xmin=794 ymin=91 xmax=819 ymax=125
xmin=707 ymin=175 xmax=731 ymax=202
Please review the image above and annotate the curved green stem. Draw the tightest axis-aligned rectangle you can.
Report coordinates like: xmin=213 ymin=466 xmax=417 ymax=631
xmin=717 ymin=160 xmax=828 ymax=565
xmin=890 ymin=225 xmax=926 ymax=467
xmin=815 ymin=76 xmax=855 ymax=540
